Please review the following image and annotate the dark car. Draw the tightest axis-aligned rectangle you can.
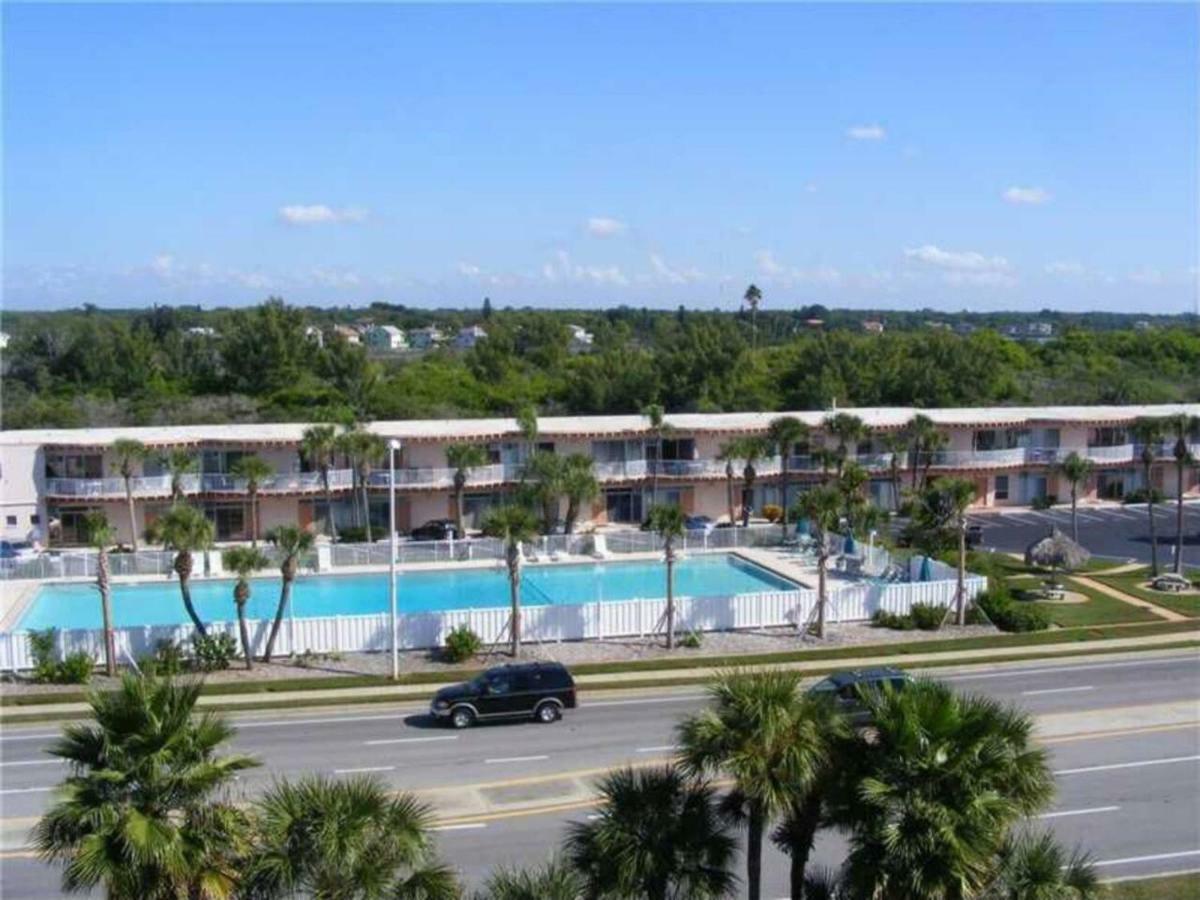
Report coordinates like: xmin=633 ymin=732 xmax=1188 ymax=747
xmin=430 ymin=662 xmax=577 ymax=729
xmin=409 ymin=519 xmax=458 ymax=541
xmin=807 ymin=667 xmax=912 ymax=725
xmin=965 ymin=524 xmax=984 ymax=549
xmin=684 ymin=514 xmax=715 ymax=532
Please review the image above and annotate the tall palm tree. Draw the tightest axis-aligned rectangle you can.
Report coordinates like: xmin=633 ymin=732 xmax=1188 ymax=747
xmin=646 ymin=504 xmax=686 ymax=649
xmin=566 ymin=765 xmax=737 ymax=900
xmin=164 ymin=448 xmax=198 ymax=503
xmin=146 ymin=503 xmax=214 ymax=636
xmin=263 ymin=525 xmax=315 ymax=662
xmin=881 ymin=431 xmax=907 ymax=512
xmin=825 ymin=413 xmax=866 ymax=477
xmin=82 ymin=511 xmax=118 ymax=677
xmin=32 ymin=675 xmax=258 ymax=900
xmin=476 ymin=858 xmax=582 ymax=900
xmin=913 ymin=476 xmax=977 ymax=625
xmin=221 ymin=546 xmax=269 ymax=670
xmin=740 ymin=436 xmax=768 ymax=526
xmin=481 ymin=505 xmax=541 ymax=657
xmin=523 ymin=450 xmax=566 ymax=533
xmin=561 ymin=453 xmax=599 ymax=534
xmin=744 ymin=283 xmax=763 ymax=349
xmin=906 ymin=414 xmax=946 ymax=491
xmin=229 ymin=454 xmax=274 ymax=547
xmin=678 ymin=669 xmax=843 ymax=900
xmin=986 ymin=831 xmax=1099 ymax=900
xmin=717 ymin=439 xmax=743 ymax=526
xmin=1166 ymin=413 xmax=1199 ymax=573
xmin=1057 ymin=451 xmax=1093 ymax=542
xmin=110 ymin=438 xmax=147 ymax=552
xmin=338 ymin=428 xmax=385 ymax=542
xmin=793 ymin=485 xmax=843 ymax=638
xmin=516 ymin=404 xmax=540 ymax=470
xmin=301 ymin=424 xmax=341 ymax=542
xmin=812 ymin=447 xmax=841 ymax=485
xmin=446 ymin=443 xmax=489 ymax=538
xmin=1130 ymin=416 xmax=1166 ymax=575
xmin=644 ymin=402 xmax=674 ymax=506
xmin=832 ymin=680 xmax=1055 ymax=900
xmin=767 ymin=416 xmax=810 ymax=535
xmin=242 ymin=775 xmax=458 ymax=900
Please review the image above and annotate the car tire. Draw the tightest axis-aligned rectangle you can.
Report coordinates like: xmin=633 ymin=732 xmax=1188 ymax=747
xmin=450 ymin=706 xmax=475 ymax=729
xmin=535 ymin=701 xmax=561 ymax=724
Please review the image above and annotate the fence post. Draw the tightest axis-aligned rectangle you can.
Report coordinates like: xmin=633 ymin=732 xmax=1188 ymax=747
xmin=334 ymin=616 xmax=343 ymax=653
xmin=10 ymin=632 xmax=18 ymax=673
xmin=595 ymin=600 xmax=603 ymax=641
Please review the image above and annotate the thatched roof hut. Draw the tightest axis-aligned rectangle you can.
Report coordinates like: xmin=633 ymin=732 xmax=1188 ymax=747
xmin=1025 ymin=528 xmax=1090 ymax=573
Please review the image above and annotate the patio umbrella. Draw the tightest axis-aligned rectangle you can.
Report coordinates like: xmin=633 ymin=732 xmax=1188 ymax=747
xmin=796 ymin=517 xmax=811 ymax=537
xmin=843 ymin=533 xmax=857 ymax=554
xmin=1024 ymin=527 xmax=1090 ymax=575
xmin=918 ymin=555 xmax=933 ymax=582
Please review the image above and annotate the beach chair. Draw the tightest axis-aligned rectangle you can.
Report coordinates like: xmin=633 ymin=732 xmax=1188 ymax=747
xmin=591 ymin=533 xmax=612 ymax=560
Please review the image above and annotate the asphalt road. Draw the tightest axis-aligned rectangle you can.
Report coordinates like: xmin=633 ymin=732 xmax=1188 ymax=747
xmin=2 ymin=652 xmax=1198 ymax=897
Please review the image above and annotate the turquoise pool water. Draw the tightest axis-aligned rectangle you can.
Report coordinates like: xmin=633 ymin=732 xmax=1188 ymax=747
xmin=17 ymin=554 xmax=798 ymax=631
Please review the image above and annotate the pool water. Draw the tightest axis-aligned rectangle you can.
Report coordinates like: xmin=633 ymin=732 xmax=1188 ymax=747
xmin=18 ymin=554 xmax=798 ymax=631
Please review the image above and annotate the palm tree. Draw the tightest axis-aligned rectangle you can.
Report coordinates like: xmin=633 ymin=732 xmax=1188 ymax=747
xmin=301 ymin=424 xmax=341 ymax=541
xmin=825 ymin=413 xmax=866 ymax=477
xmin=82 ymin=511 xmax=118 ymax=677
xmin=906 ymin=414 xmax=946 ymax=491
xmin=1057 ymin=451 xmax=1093 ymax=542
xmin=32 ymin=675 xmax=258 ymax=900
xmin=986 ymin=831 xmax=1099 ymax=900
xmin=242 ymin=774 xmax=458 ymax=900
xmin=516 ymin=403 xmax=540 ymax=470
xmin=221 ymin=546 xmax=269 ymax=670
xmin=1166 ymin=413 xmax=1198 ymax=573
xmin=744 ymin=283 xmax=763 ymax=349
xmin=446 ymin=443 xmax=489 ymax=538
xmin=1130 ymin=416 xmax=1166 ymax=575
xmin=881 ymin=431 xmax=907 ymax=512
xmin=913 ymin=476 xmax=977 ymax=625
xmin=646 ymin=504 xmax=686 ymax=649
xmin=338 ymin=428 xmax=385 ymax=542
xmin=110 ymin=438 xmax=147 ymax=552
xmin=481 ymin=505 xmax=541 ymax=657
xmin=561 ymin=453 xmax=599 ymax=534
xmin=523 ymin=450 xmax=566 ymax=533
xmin=740 ymin=436 xmax=768 ymax=526
xmin=767 ymin=416 xmax=810 ymax=536
xmin=833 ymin=679 xmax=1055 ymax=900
xmin=476 ymin=858 xmax=582 ymax=900
xmin=566 ymin=765 xmax=737 ymax=900
xmin=146 ymin=503 xmax=214 ymax=636
xmin=678 ymin=669 xmax=844 ymax=900
xmin=163 ymin=448 xmax=197 ymax=503
xmin=717 ymin=440 xmax=743 ymax=527
xmin=229 ymin=454 xmax=274 ymax=547
xmin=644 ymin=402 xmax=674 ymax=506
xmin=263 ymin=525 xmax=315 ymax=663
xmin=793 ymin=484 xmax=843 ymax=638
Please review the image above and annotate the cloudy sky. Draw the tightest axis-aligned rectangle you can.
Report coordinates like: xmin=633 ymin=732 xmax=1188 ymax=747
xmin=3 ymin=3 xmax=1197 ymax=312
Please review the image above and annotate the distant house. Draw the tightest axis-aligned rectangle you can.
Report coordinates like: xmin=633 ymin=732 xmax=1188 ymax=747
xmin=954 ymin=322 xmax=977 ymax=336
xmin=186 ymin=326 xmax=218 ymax=338
xmin=1026 ymin=321 xmax=1054 ymax=337
xmin=363 ymin=325 xmax=408 ymax=352
xmin=0 ymin=332 xmax=9 ymax=350
xmin=454 ymin=325 xmax=488 ymax=349
xmin=409 ymin=326 xmax=445 ymax=350
xmin=925 ymin=320 xmax=952 ymax=331
xmin=861 ymin=320 xmax=885 ymax=334
xmin=304 ymin=325 xmax=324 ymax=347
xmin=1133 ymin=320 xmax=1153 ymax=332
xmin=567 ymin=324 xmax=595 ymax=353
xmin=332 ymin=325 xmax=362 ymax=345
xmin=803 ymin=318 xmax=825 ymax=329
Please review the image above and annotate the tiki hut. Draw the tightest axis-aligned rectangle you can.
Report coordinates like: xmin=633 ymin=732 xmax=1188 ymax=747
xmin=1025 ymin=528 xmax=1090 ymax=586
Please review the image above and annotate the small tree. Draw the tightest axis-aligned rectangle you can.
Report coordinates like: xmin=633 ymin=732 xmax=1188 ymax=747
xmin=230 ymin=454 xmax=274 ymax=547
xmin=1167 ymin=413 xmax=1199 ymax=573
xmin=793 ymin=485 xmax=843 ymax=638
xmin=880 ymin=431 xmax=907 ymax=512
xmin=110 ymin=438 xmax=147 ymax=552
xmin=825 ymin=412 xmax=867 ymax=477
xmin=446 ymin=443 xmax=489 ymax=538
xmin=481 ymin=505 xmax=541 ymax=657
xmin=913 ymin=477 xmax=977 ymax=625
xmin=906 ymin=414 xmax=947 ymax=491
xmin=163 ymin=448 xmax=197 ymax=503
xmin=1057 ymin=451 xmax=1093 ymax=543
xmin=646 ymin=504 xmax=686 ymax=649
xmin=82 ymin=511 xmax=118 ymax=676
xmin=561 ymin=454 xmax=599 ymax=534
xmin=515 ymin=404 xmax=540 ymax=469
xmin=301 ymin=424 xmax=341 ymax=541
xmin=744 ymin=283 xmax=763 ymax=348
xmin=1130 ymin=416 xmax=1165 ymax=576
xmin=716 ymin=440 xmax=743 ymax=526
xmin=643 ymin=402 xmax=674 ymax=507
xmin=767 ymin=416 xmax=810 ymax=536
xmin=739 ymin=436 xmax=768 ymax=526
xmin=222 ymin=546 xmax=270 ymax=670
xmin=263 ymin=525 xmax=315 ymax=662
xmin=146 ymin=503 xmax=214 ymax=636
xmin=522 ymin=450 xmax=565 ymax=534
xmin=338 ymin=428 xmax=386 ymax=543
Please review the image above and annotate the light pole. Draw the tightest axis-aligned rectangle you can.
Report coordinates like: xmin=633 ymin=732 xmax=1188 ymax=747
xmin=388 ymin=438 xmax=401 ymax=681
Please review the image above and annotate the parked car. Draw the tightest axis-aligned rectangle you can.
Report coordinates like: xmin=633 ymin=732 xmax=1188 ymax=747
xmin=965 ymin=524 xmax=984 ymax=549
xmin=0 ymin=540 xmax=39 ymax=574
xmin=430 ymin=662 xmax=577 ymax=729
xmin=408 ymin=519 xmax=458 ymax=541
xmin=807 ymin=667 xmax=912 ymax=726
xmin=684 ymin=514 xmax=715 ymax=532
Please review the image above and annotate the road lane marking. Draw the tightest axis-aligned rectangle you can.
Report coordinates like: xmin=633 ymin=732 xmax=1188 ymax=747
xmin=334 ymin=765 xmax=396 ymax=774
xmin=584 ymin=694 xmax=705 ymax=708
xmin=946 ymin=656 xmax=1196 ymax=682
xmin=0 ymin=759 xmax=63 ymax=767
xmin=1022 ymin=686 xmax=1095 ymax=696
xmin=636 ymin=745 xmax=677 ymax=753
xmin=1056 ymin=754 xmax=1200 ymax=775
xmin=364 ymin=736 xmax=459 ymax=746
xmin=0 ymin=786 xmax=55 ymax=795
xmin=485 ymin=755 xmax=550 ymax=764
xmin=1041 ymin=722 xmax=1199 ymax=744
xmin=1038 ymin=805 xmax=1120 ymax=819
xmin=433 ymin=823 xmax=487 ymax=832
xmin=239 ymin=713 xmax=414 ymax=729
xmin=0 ymin=733 xmax=59 ymax=743
xmin=1093 ymin=850 xmax=1200 ymax=867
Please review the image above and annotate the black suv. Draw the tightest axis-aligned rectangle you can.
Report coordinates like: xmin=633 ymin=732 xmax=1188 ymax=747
xmin=409 ymin=519 xmax=458 ymax=541
xmin=430 ymin=662 xmax=577 ymax=729
xmin=808 ymin=667 xmax=911 ymax=725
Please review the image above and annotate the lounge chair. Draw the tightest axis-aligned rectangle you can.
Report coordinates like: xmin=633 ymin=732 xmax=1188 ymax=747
xmin=591 ymin=533 xmax=612 ymax=560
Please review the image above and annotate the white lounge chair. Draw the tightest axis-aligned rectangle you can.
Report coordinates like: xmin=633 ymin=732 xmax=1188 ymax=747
xmin=591 ymin=533 xmax=612 ymax=560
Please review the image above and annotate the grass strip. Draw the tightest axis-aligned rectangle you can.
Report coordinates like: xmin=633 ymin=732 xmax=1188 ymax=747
xmin=1092 ymin=569 xmax=1200 ymax=619
xmin=1103 ymin=873 xmax=1200 ymax=899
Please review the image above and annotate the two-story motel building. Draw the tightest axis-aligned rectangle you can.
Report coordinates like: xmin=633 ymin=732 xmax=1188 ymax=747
xmin=1 ymin=404 xmax=1197 ymax=547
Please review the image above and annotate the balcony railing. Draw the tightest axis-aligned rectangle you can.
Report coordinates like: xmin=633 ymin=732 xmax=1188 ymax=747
xmin=928 ymin=448 xmax=1029 ymax=468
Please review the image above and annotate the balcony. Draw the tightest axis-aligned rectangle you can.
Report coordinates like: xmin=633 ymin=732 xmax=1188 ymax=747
xmin=1083 ymin=444 xmax=1136 ymax=464
xmin=927 ymin=448 xmax=1029 ymax=469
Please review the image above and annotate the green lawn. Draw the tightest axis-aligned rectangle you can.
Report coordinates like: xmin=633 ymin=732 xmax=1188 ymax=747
xmin=1092 ymin=568 xmax=1200 ymax=619
xmin=1003 ymin=573 xmax=1161 ymax=627
xmin=1104 ymin=873 xmax=1200 ymax=900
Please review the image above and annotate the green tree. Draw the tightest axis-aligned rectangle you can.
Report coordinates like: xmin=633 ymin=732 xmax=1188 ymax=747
xmin=147 ymin=503 xmax=214 ymax=636
xmin=475 ymin=858 xmax=581 ymax=900
xmin=739 ymin=436 xmax=769 ymax=527
xmin=744 ymin=283 xmax=763 ymax=349
xmin=163 ymin=448 xmax=198 ymax=503
xmin=824 ymin=412 xmax=866 ymax=477
xmin=1166 ymin=413 xmax=1199 ymax=573
xmin=338 ymin=428 xmax=385 ymax=543
xmin=906 ymin=414 xmax=947 ymax=491
xmin=221 ymin=546 xmax=269 ymax=670
xmin=1057 ymin=451 xmax=1093 ymax=543
xmin=301 ymin=424 xmax=341 ymax=541
xmin=880 ymin=431 xmax=907 ymax=511
xmin=481 ymin=505 xmax=541 ymax=657
xmin=985 ymin=831 xmax=1098 ymax=900
xmin=263 ymin=525 xmax=315 ymax=663
xmin=561 ymin=453 xmax=599 ymax=534
xmin=445 ymin=443 xmax=489 ymax=539
xmin=522 ymin=450 xmax=566 ymax=533
xmin=82 ymin=511 xmax=118 ymax=677
xmin=793 ymin=485 xmax=843 ymax=638
xmin=767 ymin=416 xmax=810 ymax=535
xmin=242 ymin=775 xmax=458 ymax=900
xmin=644 ymin=402 xmax=674 ymax=506
xmin=110 ymin=438 xmax=148 ymax=552
xmin=1130 ymin=416 xmax=1166 ymax=575
xmin=515 ymin=404 xmax=539 ymax=469
xmin=913 ymin=477 xmax=977 ymax=625
xmin=230 ymin=455 xmax=274 ymax=547
xmin=646 ymin=504 xmax=686 ymax=649
xmin=32 ymin=675 xmax=258 ymax=900
xmin=716 ymin=440 xmax=743 ymax=527
xmin=566 ymin=765 xmax=736 ymax=900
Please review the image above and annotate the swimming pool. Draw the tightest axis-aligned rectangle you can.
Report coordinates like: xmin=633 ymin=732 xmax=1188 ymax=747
xmin=17 ymin=554 xmax=799 ymax=631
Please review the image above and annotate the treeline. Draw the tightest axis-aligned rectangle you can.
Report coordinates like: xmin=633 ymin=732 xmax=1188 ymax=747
xmin=2 ymin=299 xmax=1199 ymax=429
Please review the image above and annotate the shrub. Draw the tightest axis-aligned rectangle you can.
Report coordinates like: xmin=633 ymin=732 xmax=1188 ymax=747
xmin=676 ymin=629 xmax=703 ymax=649
xmin=909 ymin=602 xmax=948 ymax=631
xmin=192 ymin=633 xmax=239 ymax=672
xmin=871 ymin=609 xmax=915 ymax=631
xmin=56 ymin=651 xmax=95 ymax=684
xmin=976 ymin=586 xmax=1051 ymax=633
xmin=141 ymin=639 xmax=186 ymax=677
xmin=29 ymin=629 xmax=59 ymax=684
xmin=336 ymin=525 xmax=370 ymax=543
xmin=1122 ymin=487 xmax=1166 ymax=505
xmin=761 ymin=504 xmax=783 ymax=523
xmin=1030 ymin=494 xmax=1058 ymax=511
xmin=443 ymin=625 xmax=482 ymax=663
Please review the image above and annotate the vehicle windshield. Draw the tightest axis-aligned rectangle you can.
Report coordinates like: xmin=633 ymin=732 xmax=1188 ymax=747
xmin=809 ymin=677 xmax=838 ymax=693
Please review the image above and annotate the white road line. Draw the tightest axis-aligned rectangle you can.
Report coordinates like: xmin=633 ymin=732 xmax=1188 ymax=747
xmin=635 ymin=745 xmax=677 ymax=753
xmin=1005 ymin=515 xmax=1045 ymax=527
xmin=0 ymin=733 xmax=59 ymax=743
xmin=363 ymin=736 xmax=459 ymax=746
xmin=1038 ymin=805 xmax=1120 ymax=819
xmin=239 ymin=713 xmax=414 ymax=729
xmin=0 ymin=786 xmax=55 ymax=795
xmin=1093 ymin=849 xmax=1200 ymax=867
xmin=944 ymin=655 xmax=1195 ymax=681
xmin=1074 ymin=512 xmax=1106 ymax=523
xmin=585 ymin=694 xmax=706 ymax=708
xmin=333 ymin=765 xmax=396 ymax=774
xmin=434 ymin=823 xmax=487 ymax=832
xmin=0 ymin=759 xmax=63 ymax=768
xmin=586 ymin=814 xmax=602 ymax=820
xmin=485 ymin=755 xmax=550 ymax=764
xmin=1056 ymin=755 xmax=1200 ymax=776
xmin=1021 ymin=685 xmax=1094 ymax=697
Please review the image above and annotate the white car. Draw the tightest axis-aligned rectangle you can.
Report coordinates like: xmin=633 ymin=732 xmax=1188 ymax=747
xmin=0 ymin=540 xmax=40 ymax=573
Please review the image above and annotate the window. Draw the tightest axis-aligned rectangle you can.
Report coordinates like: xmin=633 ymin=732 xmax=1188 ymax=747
xmin=973 ymin=430 xmax=998 ymax=452
xmin=994 ymin=475 xmax=1009 ymax=501
xmin=485 ymin=675 xmax=511 ymax=695
xmin=31 ymin=514 xmax=39 ymax=525
xmin=5 ymin=516 xmax=15 ymax=526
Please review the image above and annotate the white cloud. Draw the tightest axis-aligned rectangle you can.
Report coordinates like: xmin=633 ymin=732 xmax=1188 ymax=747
xmin=586 ymin=216 xmax=627 ymax=238
xmin=648 ymin=253 xmax=703 ymax=285
xmin=752 ymin=250 xmax=842 ymax=287
xmin=1128 ymin=268 xmax=1165 ymax=285
xmin=150 ymin=254 xmax=176 ymax=278
xmin=1045 ymin=260 xmax=1086 ymax=277
xmin=904 ymin=244 xmax=1011 ymax=272
xmin=542 ymin=250 xmax=628 ymax=286
xmin=754 ymin=249 xmax=786 ymax=277
xmin=278 ymin=204 xmax=369 ymax=225
xmin=846 ymin=124 xmax=886 ymax=141
xmin=1003 ymin=186 xmax=1051 ymax=206
xmin=456 ymin=261 xmax=482 ymax=277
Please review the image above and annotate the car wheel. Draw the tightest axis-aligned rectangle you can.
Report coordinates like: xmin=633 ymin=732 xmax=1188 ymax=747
xmin=450 ymin=706 xmax=475 ymax=729
xmin=535 ymin=702 xmax=561 ymax=724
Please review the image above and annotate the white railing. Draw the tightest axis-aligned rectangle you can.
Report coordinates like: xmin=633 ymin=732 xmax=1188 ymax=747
xmin=1082 ymin=444 xmax=1135 ymax=463
xmin=927 ymin=448 xmax=1029 ymax=468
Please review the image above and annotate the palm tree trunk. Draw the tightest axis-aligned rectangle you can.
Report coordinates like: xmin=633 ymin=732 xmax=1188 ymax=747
xmin=565 ymin=498 xmax=579 ymax=535
xmin=956 ymin=520 xmax=967 ymax=626
xmin=782 ymin=800 xmax=821 ymax=900
xmin=725 ymin=465 xmax=736 ymax=527
xmin=816 ymin=553 xmax=827 ymax=639
xmin=237 ymin=602 xmax=254 ymax=670
xmin=125 ymin=481 xmax=139 ymax=553
xmin=509 ymin=562 xmax=521 ymax=658
xmin=98 ymin=547 xmax=116 ymax=677
xmin=1175 ymin=461 xmax=1185 ymax=573
xmin=454 ymin=477 xmax=466 ymax=539
xmin=323 ymin=471 xmax=338 ymax=542
xmin=178 ymin=567 xmax=207 ymax=637
xmin=263 ymin=573 xmax=293 ymax=662
xmin=747 ymin=799 xmax=764 ymax=900
xmin=249 ymin=488 xmax=259 ymax=547
xmin=780 ymin=459 xmax=791 ymax=536
xmin=361 ymin=477 xmax=373 ymax=543
xmin=1071 ymin=484 xmax=1079 ymax=542
xmin=665 ymin=550 xmax=675 ymax=649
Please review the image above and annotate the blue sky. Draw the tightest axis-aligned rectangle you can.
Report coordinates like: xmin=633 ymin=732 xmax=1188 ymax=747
xmin=3 ymin=2 xmax=1197 ymax=312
